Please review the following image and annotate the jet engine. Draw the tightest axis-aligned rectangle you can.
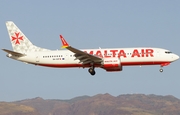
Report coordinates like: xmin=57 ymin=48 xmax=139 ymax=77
xmin=101 ymin=58 xmax=122 ymax=72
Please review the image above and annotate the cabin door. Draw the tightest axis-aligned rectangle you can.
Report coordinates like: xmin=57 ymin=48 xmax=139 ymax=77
xmin=35 ymin=54 xmax=39 ymax=62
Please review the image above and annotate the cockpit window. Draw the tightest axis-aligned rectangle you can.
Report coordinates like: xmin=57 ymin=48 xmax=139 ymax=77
xmin=165 ymin=51 xmax=172 ymax=54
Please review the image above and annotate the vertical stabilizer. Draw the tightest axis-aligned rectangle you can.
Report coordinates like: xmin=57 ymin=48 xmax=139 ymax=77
xmin=6 ymin=21 xmax=49 ymax=53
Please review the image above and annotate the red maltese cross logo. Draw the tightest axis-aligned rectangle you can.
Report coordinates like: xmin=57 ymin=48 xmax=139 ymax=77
xmin=11 ymin=32 xmax=23 ymax=45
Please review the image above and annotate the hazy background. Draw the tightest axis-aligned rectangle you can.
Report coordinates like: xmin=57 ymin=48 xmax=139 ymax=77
xmin=0 ymin=0 xmax=180 ymax=102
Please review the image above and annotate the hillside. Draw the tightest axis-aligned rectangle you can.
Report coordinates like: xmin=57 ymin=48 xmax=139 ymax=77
xmin=1 ymin=94 xmax=180 ymax=115
xmin=0 ymin=102 xmax=40 ymax=115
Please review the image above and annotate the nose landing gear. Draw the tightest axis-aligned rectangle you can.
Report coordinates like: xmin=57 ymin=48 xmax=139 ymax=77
xmin=159 ymin=68 xmax=163 ymax=72
xmin=159 ymin=66 xmax=163 ymax=72
xmin=159 ymin=63 xmax=170 ymax=73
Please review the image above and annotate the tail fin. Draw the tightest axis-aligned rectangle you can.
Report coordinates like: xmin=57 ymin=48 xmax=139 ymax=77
xmin=6 ymin=21 xmax=49 ymax=53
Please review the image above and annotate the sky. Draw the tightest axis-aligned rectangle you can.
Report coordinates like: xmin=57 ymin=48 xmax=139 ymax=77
xmin=0 ymin=0 xmax=180 ymax=102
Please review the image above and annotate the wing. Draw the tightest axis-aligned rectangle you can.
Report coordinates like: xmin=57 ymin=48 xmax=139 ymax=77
xmin=2 ymin=49 xmax=26 ymax=57
xmin=60 ymin=35 xmax=102 ymax=64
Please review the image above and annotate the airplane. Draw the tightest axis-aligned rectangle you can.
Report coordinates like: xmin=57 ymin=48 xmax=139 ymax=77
xmin=2 ymin=21 xmax=179 ymax=75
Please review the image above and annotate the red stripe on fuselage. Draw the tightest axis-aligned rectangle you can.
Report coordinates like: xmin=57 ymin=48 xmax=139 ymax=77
xmin=37 ymin=61 xmax=170 ymax=68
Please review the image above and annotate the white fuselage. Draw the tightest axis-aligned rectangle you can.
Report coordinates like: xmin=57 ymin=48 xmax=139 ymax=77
xmin=9 ymin=47 xmax=179 ymax=68
xmin=4 ymin=21 xmax=179 ymax=75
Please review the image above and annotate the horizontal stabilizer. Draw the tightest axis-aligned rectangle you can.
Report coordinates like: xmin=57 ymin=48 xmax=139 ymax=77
xmin=2 ymin=49 xmax=26 ymax=57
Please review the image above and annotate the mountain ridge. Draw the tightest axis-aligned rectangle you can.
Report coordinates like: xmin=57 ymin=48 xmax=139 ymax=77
xmin=1 ymin=94 xmax=180 ymax=115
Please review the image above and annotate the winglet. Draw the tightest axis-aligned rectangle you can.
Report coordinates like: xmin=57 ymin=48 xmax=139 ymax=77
xmin=60 ymin=35 xmax=69 ymax=48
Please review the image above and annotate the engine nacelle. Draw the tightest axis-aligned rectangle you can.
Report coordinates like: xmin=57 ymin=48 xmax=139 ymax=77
xmin=101 ymin=58 xmax=122 ymax=72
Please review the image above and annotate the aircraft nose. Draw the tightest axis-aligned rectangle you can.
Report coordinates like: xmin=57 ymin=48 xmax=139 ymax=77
xmin=174 ymin=54 xmax=179 ymax=61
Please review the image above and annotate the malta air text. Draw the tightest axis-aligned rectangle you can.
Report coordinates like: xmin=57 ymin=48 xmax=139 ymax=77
xmin=84 ymin=49 xmax=154 ymax=58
